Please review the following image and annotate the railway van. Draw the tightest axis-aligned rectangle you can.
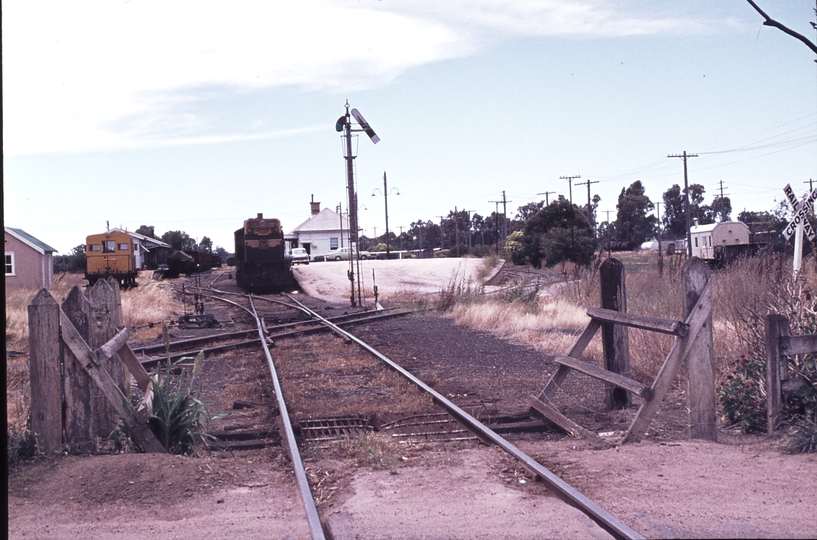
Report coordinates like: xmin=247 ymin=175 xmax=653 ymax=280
xmin=85 ymin=228 xmax=170 ymax=288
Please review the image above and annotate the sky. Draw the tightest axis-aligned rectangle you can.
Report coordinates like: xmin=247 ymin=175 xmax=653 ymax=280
xmin=3 ymin=0 xmax=816 ymax=254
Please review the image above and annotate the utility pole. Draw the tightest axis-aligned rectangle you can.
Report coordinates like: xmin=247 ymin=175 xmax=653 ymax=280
xmin=372 ymin=171 xmax=399 ymax=258
xmin=436 ymin=216 xmax=446 ymax=249
xmin=575 ymin=179 xmax=599 ymax=225
xmin=537 ymin=191 xmax=556 ymax=206
xmin=716 ymin=180 xmax=729 ymax=222
xmin=489 ymin=200 xmax=501 ymax=253
xmin=560 ymin=175 xmax=581 ymax=205
xmin=805 ymin=178 xmax=814 ymax=192
xmin=667 ymin=152 xmax=698 ymax=257
xmin=337 ymin=202 xmax=345 ymax=248
xmin=502 ymin=192 xmax=507 ymax=241
xmin=454 ymin=206 xmax=460 ymax=257
xmin=655 ymin=202 xmax=662 ymax=251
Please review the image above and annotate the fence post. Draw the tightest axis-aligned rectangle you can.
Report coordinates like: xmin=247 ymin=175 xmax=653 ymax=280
xmin=27 ymin=289 xmax=63 ymax=453
xmin=682 ymin=257 xmax=717 ymax=440
xmin=88 ymin=278 xmax=127 ymax=433
xmin=61 ymin=285 xmax=96 ymax=452
xmin=765 ymin=314 xmax=789 ymax=433
xmin=600 ymin=258 xmax=631 ymax=410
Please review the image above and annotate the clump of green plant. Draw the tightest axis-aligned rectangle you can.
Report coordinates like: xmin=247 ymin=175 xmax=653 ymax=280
xmin=145 ymin=352 xmax=223 ymax=455
xmin=719 ymin=354 xmax=767 ymax=433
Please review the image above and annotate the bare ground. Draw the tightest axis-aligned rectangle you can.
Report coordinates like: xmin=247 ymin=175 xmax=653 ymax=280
xmin=8 ymin=263 xmax=817 ymax=539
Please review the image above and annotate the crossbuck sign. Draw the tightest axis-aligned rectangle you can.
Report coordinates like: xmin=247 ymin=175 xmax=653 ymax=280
xmin=783 ymin=184 xmax=817 ymax=240
xmin=783 ymin=184 xmax=817 ymax=280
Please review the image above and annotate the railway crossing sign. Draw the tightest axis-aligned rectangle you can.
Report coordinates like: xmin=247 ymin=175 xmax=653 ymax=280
xmin=782 ymin=184 xmax=817 ymax=241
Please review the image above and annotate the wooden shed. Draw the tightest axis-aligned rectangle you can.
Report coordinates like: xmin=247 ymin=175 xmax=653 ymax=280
xmin=5 ymin=227 xmax=58 ymax=289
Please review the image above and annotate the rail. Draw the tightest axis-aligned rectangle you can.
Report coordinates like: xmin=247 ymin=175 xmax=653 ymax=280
xmin=282 ymin=293 xmax=644 ymax=540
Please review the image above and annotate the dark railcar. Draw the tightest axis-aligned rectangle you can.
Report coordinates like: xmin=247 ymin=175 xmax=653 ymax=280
xmin=235 ymin=214 xmax=296 ymax=292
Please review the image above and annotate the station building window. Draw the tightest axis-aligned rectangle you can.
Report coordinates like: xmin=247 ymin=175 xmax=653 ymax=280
xmin=5 ymin=252 xmax=15 ymax=276
xmin=330 ymin=237 xmax=339 ymax=250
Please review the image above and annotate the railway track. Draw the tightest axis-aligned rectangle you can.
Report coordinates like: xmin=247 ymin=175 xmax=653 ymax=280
xmin=134 ymin=273 xmax=643 ymax=539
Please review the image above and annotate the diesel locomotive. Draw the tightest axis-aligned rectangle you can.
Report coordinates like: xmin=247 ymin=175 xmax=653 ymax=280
xmin=234 ymin=214 xmax=296 ymax=292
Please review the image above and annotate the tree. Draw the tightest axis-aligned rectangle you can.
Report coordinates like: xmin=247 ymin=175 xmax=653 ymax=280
xmin=522 ymin=198 xmax=596 ymax=268
xmin=53 ymin=244 xmax=86 ymax=273
xmin=215 ymin=246 xmax=229 ymax=260
xmin=161 ymin=230 xmax=196 ymax=252
xmin=407 ymin=219 xmax=440 ymax=251
xmin=711 ymin=195 xmax=733 ymax=222
xmin=662 ymin=184 xmax=687 ymax=238
xmin=745 ymin=1 xmax=817 ymax=56
xmin=614 ymin=181 xmax=657 ymax=245
xmin=515 ymin=202 xmax=544 ymax=225
xmin=136 ymin=225 xmax=156 ymax=239
xmin=199 ymin=236 xmax=213 ymax=253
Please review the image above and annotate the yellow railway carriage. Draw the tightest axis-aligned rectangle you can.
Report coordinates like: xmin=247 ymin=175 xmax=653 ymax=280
xmin=85 ymin=228 xmax=170 ymax=288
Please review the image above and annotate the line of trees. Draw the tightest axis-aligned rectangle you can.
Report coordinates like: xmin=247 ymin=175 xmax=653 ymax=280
xmin=360 ymin=179 xmax=797 ymax=269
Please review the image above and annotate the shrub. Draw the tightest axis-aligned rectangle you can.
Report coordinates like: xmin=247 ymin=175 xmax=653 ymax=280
xmin=719 ymin=354 xmax=767 ymax=433
xmin=6 ymin=428 xmax=38 ymax=469
xmin=505 ymin=231 xmax=526 ymax=266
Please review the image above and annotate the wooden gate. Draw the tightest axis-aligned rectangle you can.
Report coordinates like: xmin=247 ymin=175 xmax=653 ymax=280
xmin=28 ymin=278 xmax=163 ymax=453
xmin=529 ymin=257 xmax=717 ymax=444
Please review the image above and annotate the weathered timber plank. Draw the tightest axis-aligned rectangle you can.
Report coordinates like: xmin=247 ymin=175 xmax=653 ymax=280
xmin=59 ymin=310 xmax=164 ymax=453
xmin=27 ymin=289 xmax=63 ymax=453
xmin=766 ymin=315 xmax=790 ymax=433
xmin=117 ymin=343 xmax=153 ymax=392
xmin=600 ymin=258 xmax=631 ymax=410
xmin=682 ymin=258 xmax=717 ymax=441
xmin=553 ymin=355 xmax=653 ymax=401
xmin=61 ymin=286 xmax=96 ymax=451
xmin=96 ymin=328 xmax=130 ymax=363
xmin=88 ymin=279 xmax=126 ymax=436
xmin=780 ymin=334 xmax=817 ymax=356
xmin=528 ymin=396 xmax=612 ymax=448
xmin=537 ymin=319 xmax=602 ymax=401
xmin=586 ymin=307 xmax=688 ymax=337
xmin=622 ymin=276 xmax=713 ymax=443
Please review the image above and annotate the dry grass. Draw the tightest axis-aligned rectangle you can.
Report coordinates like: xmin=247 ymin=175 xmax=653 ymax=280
xmin=452 ymin=299 xmax=593 ymax=356
xmin=5 ymin=271 xmax=181 ymax=431
xmin=450 ymin=251 xmax=817 ymax=388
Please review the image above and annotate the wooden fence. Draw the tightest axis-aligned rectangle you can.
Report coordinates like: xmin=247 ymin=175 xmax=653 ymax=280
xmin=766 ymin=314 xmax=817 ymax=433
xmin=29 ymin=277 xmax=163 ymax=453
xmin=530 ymin=257 xmax=717 ymax=444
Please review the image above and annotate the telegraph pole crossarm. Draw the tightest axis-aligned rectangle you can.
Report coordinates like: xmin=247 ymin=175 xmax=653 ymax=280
xmin=560 ymin=175 xmax=581 ymax=206
xmin=537 ymin=191 xmax=556 ymax=206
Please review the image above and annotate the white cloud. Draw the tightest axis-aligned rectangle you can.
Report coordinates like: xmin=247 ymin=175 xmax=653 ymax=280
xmin=2 ymin=0 xmax=713 ymax=155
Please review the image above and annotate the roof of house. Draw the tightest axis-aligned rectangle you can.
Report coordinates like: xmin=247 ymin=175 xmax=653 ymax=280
xmin=5 ymin=227 xmax=58 ymax=254
xmin=289 ymin=208 xmax=349 ymax=234
xmin=690 ymin=221 xmax=750 ymax=234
